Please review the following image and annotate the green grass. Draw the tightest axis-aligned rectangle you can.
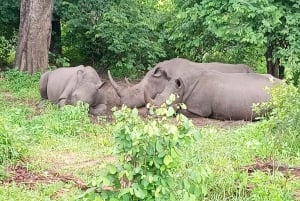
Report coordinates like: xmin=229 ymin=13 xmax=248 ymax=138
xmin=0 ymin=70 xmax=299 ymax=200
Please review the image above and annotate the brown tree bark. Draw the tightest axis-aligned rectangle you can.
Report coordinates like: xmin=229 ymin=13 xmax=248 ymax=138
xmin=15 ymin=0 xmax=54 ymax=74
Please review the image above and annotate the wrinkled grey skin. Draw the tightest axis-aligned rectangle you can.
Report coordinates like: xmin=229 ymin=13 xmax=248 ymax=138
xmin=39 ymin=65 xmax=107 ymax=115
xmin=145 ymin=71 xmax=281 ymax=121
xmin=101 ymin=82 xmax=121 ymax=110
xmin=108 ymin=58 xmax=253 ymax=108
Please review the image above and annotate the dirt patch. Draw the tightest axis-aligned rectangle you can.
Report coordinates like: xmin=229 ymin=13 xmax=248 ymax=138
xmin=241 ymin=158 xmax=300 ymax=179
xmin=242 ymin=158 xmax=300 ymax=200
xmin=2 ymin=166 xmax=88 ymax=190
xmin=190 ymin=116 xmax=249 ymax=128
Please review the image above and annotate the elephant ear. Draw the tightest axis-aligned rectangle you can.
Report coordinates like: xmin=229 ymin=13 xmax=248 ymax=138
xmin=152 ymin=67 xmax=170 ymax=80
xmin=76 ymin=70 xmax=85 ymax=83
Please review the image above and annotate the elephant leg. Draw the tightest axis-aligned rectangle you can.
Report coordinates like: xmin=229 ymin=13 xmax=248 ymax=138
xmin=89 ymin=104 xmax=107 ymax=116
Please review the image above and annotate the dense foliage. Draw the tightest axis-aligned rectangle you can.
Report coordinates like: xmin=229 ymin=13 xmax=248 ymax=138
xmin=0 ymin=0 xmax=19 ymax=69
xmin=1 ymin=0 xmax=299 ymax=79
xmin=81 ymin=104 xmax=204 ymax=200
xmin=258 ymin=83 xmax=300 ymax=156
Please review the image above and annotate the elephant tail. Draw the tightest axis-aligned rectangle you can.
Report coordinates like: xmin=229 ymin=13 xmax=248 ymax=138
xmin=39 ymin=71 xmax=50 ymax=99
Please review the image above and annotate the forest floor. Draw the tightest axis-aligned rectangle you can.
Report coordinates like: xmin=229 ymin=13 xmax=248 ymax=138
xmin=1 ymin=74 xmax=300 ymax=200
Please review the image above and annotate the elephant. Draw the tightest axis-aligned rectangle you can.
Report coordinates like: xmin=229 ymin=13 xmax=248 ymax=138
xmin=108 ymin=58 xmax=254 ymax=108
xmin=144 ymin=71 xmax=281 ymax=121
xmin=39 ymin=65 xmax=108 ymax=115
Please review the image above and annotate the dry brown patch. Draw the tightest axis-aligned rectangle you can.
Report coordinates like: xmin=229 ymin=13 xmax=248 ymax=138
xmin=241 ymin=158 xmax=300 ymax=179
xmin=191 ymin=116 xmax=250 ymax=128
xmin=2 ymin=166 xmax=88 ymax=190
xmin=242 ymin=158 xmax=300 ymax=200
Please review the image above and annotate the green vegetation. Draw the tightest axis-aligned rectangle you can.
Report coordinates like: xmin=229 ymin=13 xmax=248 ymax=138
xmin=0 ymin=69 xmax=299 ymax=200
xmin=1 ymin=0 xmax=299 ymax=79
xmin=1 ymin=0 xmax=300 ymax=199
xmin=83 ymin=104 xmax=200 ymax=200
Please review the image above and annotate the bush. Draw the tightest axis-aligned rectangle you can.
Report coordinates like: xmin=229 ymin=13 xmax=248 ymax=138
xmin=258 ymin=83 xmax=300 ymax=157
xmin=91 ymin=0 xmax=166 ymax=77
xmin=0 ymin=117 xmax=28 ymax=165
xmin=0 ymin=36 xmax=15 ymax=69
xmin=79 ymin=99 xmax=208 ymax=200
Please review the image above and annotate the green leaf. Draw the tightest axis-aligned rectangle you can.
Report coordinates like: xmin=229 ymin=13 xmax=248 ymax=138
xmin=133 ymin=185 xmax=146 ymax=199
xmin=155 ymin=185 xmax=162 ymax=198
xmin=107 ymin=164 xmax=117 ymax=175
xmin=118 ymin=188 xmax=131 ymax=198
xmin=163 ymin=154 xmax=173 ymax=167
xmin=156 ymin=140 xmax=163 ymax=153
xmin=167 ymin=107 xmax=176 ymax=116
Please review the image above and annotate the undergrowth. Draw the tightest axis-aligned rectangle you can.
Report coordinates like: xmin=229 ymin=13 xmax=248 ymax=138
xmin=0 ymin=70 xmax=299 ymax=201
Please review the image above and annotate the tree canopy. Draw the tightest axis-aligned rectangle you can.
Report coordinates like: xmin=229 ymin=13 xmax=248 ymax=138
xmin=1 ymin=0 xmax=299 ymax=81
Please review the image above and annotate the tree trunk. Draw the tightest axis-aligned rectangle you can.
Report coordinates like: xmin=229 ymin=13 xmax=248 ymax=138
xmin=265 ymin=46 xmax=279 ymax=78
xmin=15 ymin=0 xmax=54 ymax=74
xmin=50 ymin=13 xmax=62 ymax=55
xmin=278 ymin=59 xmax=285 ymax=79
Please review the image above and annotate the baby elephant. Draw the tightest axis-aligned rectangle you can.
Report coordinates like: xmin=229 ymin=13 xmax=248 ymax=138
xmin=39 ymin=65 xmax=107 ymax=115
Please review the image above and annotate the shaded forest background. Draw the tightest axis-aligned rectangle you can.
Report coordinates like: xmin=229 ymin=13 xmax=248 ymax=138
xmin=0 ymin=0 xmax=299 ymax=82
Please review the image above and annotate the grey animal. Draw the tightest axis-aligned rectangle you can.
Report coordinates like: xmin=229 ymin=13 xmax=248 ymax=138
xmin=39 ymin=65 xmax=107 ymax=115
xmin=145 ymin=71 xmax=281 ymax=121
xmin=108 ymin=58 xmax=253 ymax=108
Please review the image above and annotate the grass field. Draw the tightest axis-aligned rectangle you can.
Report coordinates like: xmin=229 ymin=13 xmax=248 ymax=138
xmin=0 ymin=70 xmax=299 ymax=201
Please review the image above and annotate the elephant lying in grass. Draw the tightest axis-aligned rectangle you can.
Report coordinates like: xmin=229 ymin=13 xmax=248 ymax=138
xmin=39 ymin=65 xmax=107 ymax=115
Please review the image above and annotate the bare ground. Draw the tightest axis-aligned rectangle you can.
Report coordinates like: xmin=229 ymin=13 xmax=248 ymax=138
xmin=2 ymin=158 xmax=300 ymax=200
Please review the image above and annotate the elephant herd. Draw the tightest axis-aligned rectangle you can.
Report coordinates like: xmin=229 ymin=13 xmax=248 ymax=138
xmin=39 ymin=58 xmax=281 ymax=121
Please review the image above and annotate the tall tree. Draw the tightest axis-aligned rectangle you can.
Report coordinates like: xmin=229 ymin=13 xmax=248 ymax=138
xmin=167 ymin=0 xmax=300 ymax=80
xmin=15 ymin=0 xmax=54 ymax=73
xmin=198 ymin=0 xmax=300 ymax=79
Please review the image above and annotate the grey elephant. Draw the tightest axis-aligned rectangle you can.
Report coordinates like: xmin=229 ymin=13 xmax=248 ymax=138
xmin=39 ymin=65 xmax=107 ymax=115
xmin=108 ymin=58 xmax=253 ymax=108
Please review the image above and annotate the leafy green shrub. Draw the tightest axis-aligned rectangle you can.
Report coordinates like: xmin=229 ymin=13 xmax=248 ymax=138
xmin=258 ymin=83 xmax=300 ymax=157
xmin=79 ymin=97 xmax=209 ymax=200
xmin=49 ymin=52 xmax=70 ymax=68
xmin=0 ymin=36 xmax=15 ymax=68
xmin=92 ymin=0 xmax=166 ymax=76
xmin=0 ymin=117 xmax=28 ymax=165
